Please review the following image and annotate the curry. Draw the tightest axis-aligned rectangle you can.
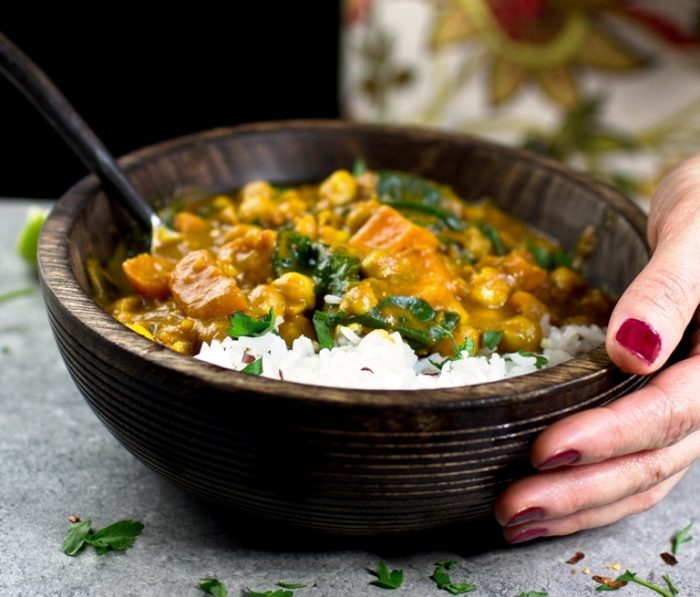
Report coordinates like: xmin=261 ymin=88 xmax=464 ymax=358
xmin=98 ymin=166 xmax=614 ymax=357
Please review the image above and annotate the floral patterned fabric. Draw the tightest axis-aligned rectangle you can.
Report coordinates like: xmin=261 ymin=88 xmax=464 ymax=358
xmin=342 ymin=0 xmax=700 ymax=203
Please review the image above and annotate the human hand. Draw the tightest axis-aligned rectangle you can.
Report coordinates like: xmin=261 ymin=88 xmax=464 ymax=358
xmin=494 ymin=155 xmax=700 ymax=544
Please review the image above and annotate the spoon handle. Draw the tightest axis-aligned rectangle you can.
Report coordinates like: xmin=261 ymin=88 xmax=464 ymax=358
xmin=0 ymin=32 xmax=156 ymax=232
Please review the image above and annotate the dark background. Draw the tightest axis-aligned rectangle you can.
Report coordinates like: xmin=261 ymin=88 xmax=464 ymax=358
xmin=2 ymin=7 xmax=341 ymax=198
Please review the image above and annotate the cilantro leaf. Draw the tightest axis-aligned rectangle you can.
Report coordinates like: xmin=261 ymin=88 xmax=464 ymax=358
xmin=435 ymin=560 xmax=458 ymax=570
xmin=241 ymin=357 xmax=263 ymax=376
xmin=228 ymin=310 xmax=275 ymax=338
xmin=84 ymin=519 xmax=144 ymax=553
xmin=431 ymin=562 xmax=477 ymax=594
xmin=663 ymin=574 xmax=679 ymax=597
xmin=519 ymin=593 xmax=548 ymax=597
xmin=63 ymin=520 xmax=92 ymax=556
xmin=369 ymin=561 xmax=404 ymax=589
xmin=482 ymin=330 xmax=503 ymax=351
xmin=276 ymin=582 xmax=306 ymax=589
xmin=671 ymin=522 xmax=693 ymax=555
xmin=199 ymin=577 xmax=229 ymax=597
xmin=245 ymin=590 xmax=293 ymax=597
xmin=457 ymin=337 xmax=476 ymax=356
xmin=312 ymin=311 xmax=335 ymax=350
xmin=517 ymin=351 xmax=548 ymax=369
xmin=16 ymin=206 xmax=47 ymax=270
xmin=63 ymin=518 xmax=144 ymax=557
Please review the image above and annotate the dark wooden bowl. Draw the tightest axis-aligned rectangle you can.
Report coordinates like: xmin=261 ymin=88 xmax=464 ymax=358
xmin=39 ymin=121 xmax=649 ymax=536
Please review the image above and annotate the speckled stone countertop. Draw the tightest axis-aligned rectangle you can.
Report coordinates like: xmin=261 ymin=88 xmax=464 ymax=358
xmin=1 ymin=200 xmax=697 ymax=597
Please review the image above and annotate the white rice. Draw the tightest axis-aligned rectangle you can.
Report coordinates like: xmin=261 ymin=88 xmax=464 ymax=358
xmin=195 ymin=319 xmax=606 ymax=390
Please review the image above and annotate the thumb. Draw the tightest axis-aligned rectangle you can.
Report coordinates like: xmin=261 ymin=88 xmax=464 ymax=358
xmin=607 ymin=156 xmax=700 ymax=374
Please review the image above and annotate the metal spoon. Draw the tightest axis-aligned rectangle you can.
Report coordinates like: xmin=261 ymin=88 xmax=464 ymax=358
xmin=0 ymin=32 xmax=165 ymax=247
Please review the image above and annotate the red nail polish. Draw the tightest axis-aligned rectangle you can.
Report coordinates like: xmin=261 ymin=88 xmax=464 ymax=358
xmin=539 ymin=449 xmax=581 ymax=470
xmin=615 ymin=318 xmax=661 ymax=365
xmin=509 ymin=527 xmax=547 ymax=544
xmin=505 ymin=507 xmax=544 ymax=528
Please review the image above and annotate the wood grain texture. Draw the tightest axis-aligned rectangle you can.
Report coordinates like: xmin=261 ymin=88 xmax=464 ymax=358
xmin=38 ymin=121 xmax=649 ymax=536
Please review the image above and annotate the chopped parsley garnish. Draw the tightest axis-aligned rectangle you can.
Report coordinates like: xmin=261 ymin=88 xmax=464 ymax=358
xmin=199 ymin=577 xmax=229 ymax=597
xmin=482 ymin=330 xmax=503 ymax=351
xmin=671 ymin=522 xmax=693 ymax=555
xmin=312 ymin=311 xmax=335 ymax=350
xmin=276 ymin=582 xmax=306 ymax=589
xmin=430 ymin=561 xmax=477 ymax=594
xmin=63 ymin=518 xmax=144 ymax=556
xmin=369 ymin=561 xmax=404 ymax=589
xmin=507 ymin=351 xmax=549 ymax=369
xmin=228 ymin=310 xmax=275 ymax=338
xmin=241 ymin=357 xmax=263 ymax=376
xmin=519 ymin=592 xmax=548 ymax=597
xmin=245 ymin=590 xmax=293 ymax=597
xmin=595 ymin=570 xmax=678 ymax=596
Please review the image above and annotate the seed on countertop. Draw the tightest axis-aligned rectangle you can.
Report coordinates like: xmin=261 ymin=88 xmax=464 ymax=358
xmin=592 ymin=575 xmax=628 ymax=589
xmin=660 ymin=552 xmax=678 ymax=566
xmin=67 ymin=515 xmax=81 ymax=523
xmin=566 ymin=551 xmax=585 ymax=564
xmin=607 ymin=563 xmax=621 ymax=571
xmin=582 ymin=567 xmax=590 ymax=575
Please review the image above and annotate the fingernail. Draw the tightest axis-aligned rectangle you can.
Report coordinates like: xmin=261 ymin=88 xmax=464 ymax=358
xmin=505 ymin=507 xmax=544 ymax=528
xmin=539 ymin=449 xmax=581 ymax=470
xmin=509 ymin=527 xmax=547 ymax=544
xmin=615 ymin=318 xmax=662 ymax=365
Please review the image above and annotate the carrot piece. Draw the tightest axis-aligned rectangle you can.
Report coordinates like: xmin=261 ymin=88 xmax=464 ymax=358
xmin=348 ymin=205 xmax=438 ymax=255
xmin=169 ymin=249 xmax=247 ymax=319
xmin=123 ymin=253 xmax=175 ymax=299
xmin=173 ymin=211 xmax=209 ymax=233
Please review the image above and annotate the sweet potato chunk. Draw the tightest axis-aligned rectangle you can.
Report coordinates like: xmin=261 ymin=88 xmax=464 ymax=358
xmin=123 ymin=253 xmax=175 ymax=300
xmin=174 ymin=211 xmax=209 ymax=233
xmin=349 ymin=205 xmax=438 ymax=255
xmin=169 ymin=249 xmax=247 ymax=319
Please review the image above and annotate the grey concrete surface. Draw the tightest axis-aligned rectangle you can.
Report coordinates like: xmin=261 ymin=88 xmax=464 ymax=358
xmin=0 ymin=200 xmax=698 ymax=596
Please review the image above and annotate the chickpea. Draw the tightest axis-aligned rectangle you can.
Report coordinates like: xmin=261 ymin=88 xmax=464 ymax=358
xmin=318 ymin=226 xmax=350 ymax=246
xmin=507 ymin=290 xmax=549 ymax=324
xmin=339 ymin=280 xmax=378 ymax=316
xmin=238 ymin=181 xmax=282 ymax=226
xmin=550 ymin=266 xmax=586 ymax=295
xmin=500 ymin=315 xmax=542 ymax=352
xmin=279 ymin=314 xmax=315 ymax=346
xmin=248 ymin=284 xmax=286 ymax=319
xmin=319 ymin=170 xmax=357 ymax=206
xmin=469 ymin=266 xmax=515 ymax=308
xmin=345 ymin=199 xmax=380 ymax=231
xmin=272 ymin=272 xmax=316 ymax=316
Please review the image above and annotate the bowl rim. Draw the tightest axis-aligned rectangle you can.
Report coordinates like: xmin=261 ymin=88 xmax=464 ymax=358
xmin=39 ymin=119 xmax=648 ymax=409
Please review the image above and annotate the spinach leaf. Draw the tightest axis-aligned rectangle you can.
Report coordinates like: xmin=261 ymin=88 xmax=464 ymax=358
xmin=346 ymin=296 xmax=460 ymax=351
xmin=376 ymin=171 xmax=466 ymax=231
xmin=272 ymin=230 xmax=317 ymax=278
xmin=314 ymin=248 xmax=361 ymax=297
xmin=313 ymin=311 xmax=336 ymax=350
xmin=477 ymin=222 xmax=506 ymax=256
